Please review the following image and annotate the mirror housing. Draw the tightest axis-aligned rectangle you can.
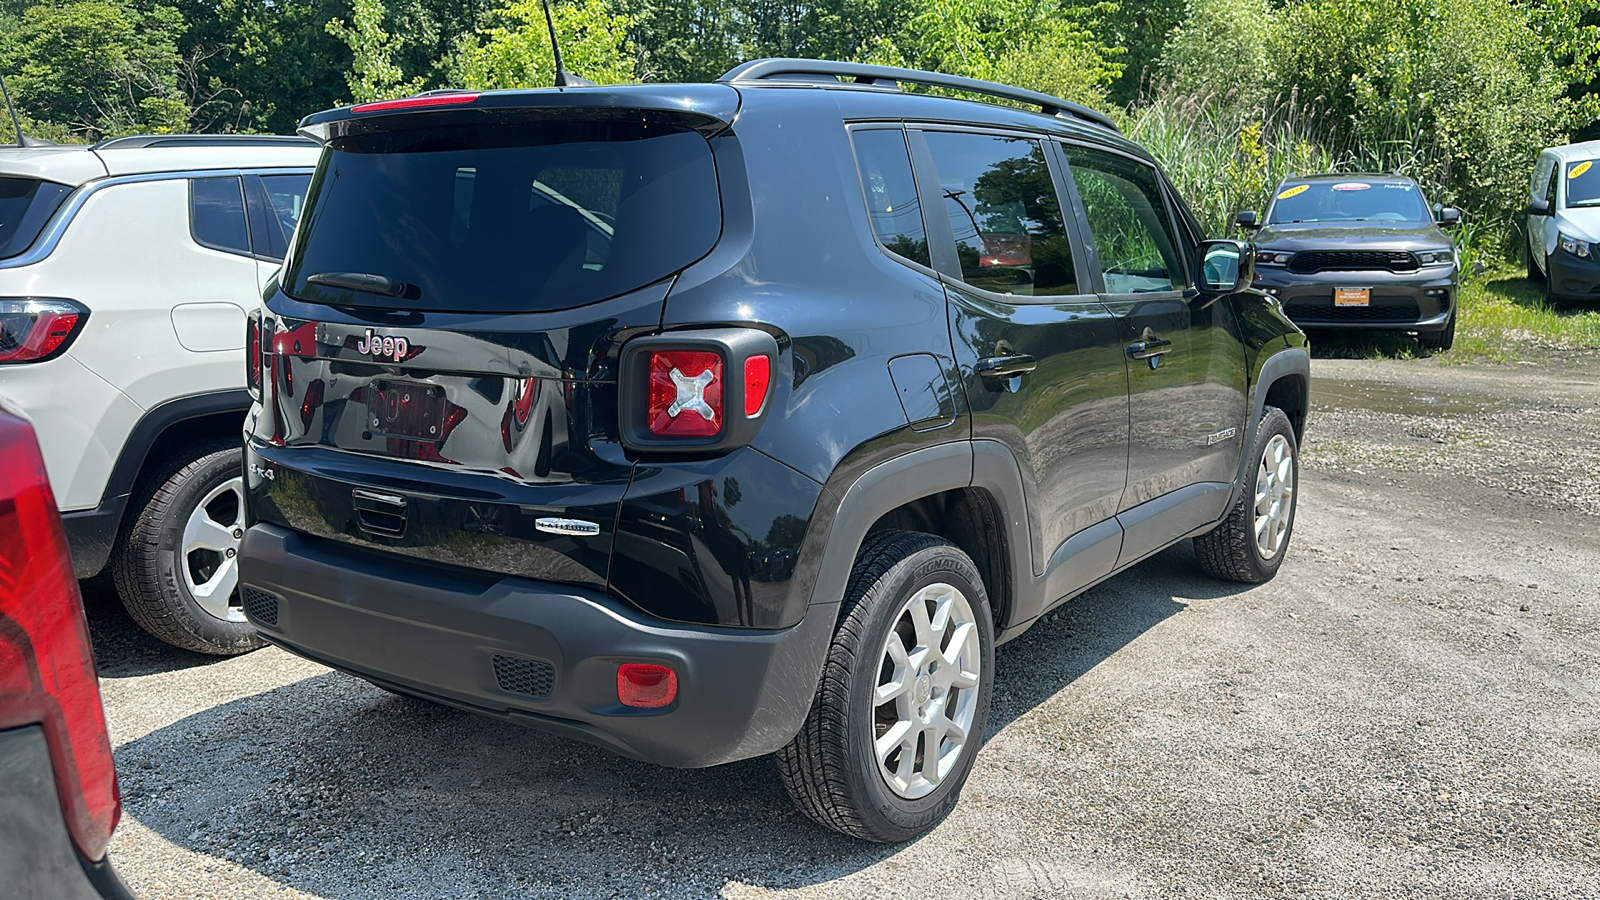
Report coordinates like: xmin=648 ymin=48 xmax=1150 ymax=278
xmin=1234 ymin=210 xmax=1259 ymax=230
xmin=1527 ymin=198 xmax=1552 ymax=217
xmin=1438 ymin=207 xmax=1461 ymax=226
xmin=1197 ymin=240 xmax=1252 ymax=294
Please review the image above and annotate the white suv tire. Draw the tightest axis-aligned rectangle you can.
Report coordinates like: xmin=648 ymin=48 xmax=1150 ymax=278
xmin=111 ymin=440 xmax=264 ymax=655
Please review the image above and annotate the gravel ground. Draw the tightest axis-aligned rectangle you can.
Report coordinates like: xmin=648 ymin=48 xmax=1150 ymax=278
xmin=89 ymin=353 xmax=1600 ymax=899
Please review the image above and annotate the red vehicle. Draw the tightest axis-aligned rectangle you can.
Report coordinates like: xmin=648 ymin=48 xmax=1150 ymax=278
xmin=0 ymin=403 xmax=132 ymax=898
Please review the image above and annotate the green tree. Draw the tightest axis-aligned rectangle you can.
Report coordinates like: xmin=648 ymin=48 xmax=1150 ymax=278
xmin=453 ymin=0 xmax=635 ymax=89
xmin=325 ymin=0 xmax=423 ymax=102
xmin=0 ymin=0 xmax=191 ymax=138
xmin=860 ymin=0 xmax=1122 ymax=106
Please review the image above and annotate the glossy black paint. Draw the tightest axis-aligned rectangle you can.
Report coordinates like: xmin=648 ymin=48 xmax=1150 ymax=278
xmin=249 ymin=74 xmax=1306 ymax=652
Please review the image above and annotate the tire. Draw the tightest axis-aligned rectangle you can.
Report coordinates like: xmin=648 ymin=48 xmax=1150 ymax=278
xmin=1194 ymin=406 xmax=1299 ymax=584
xmin=777 ymin=530 xmax=995 ymax=843
xmin=1527 ymin=245 xmax=1544 ymax=283
xmin=1419 ymin=312 xmax=1455 ymax=352
xmin=112 ymin=441 xmax=265 ymax=656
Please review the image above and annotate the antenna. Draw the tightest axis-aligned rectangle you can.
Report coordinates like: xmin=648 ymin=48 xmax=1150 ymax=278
xmin=539 ymin=0 xmax=594 ymax=88
xmin=0 ymin=74 xmax=39 ymax=148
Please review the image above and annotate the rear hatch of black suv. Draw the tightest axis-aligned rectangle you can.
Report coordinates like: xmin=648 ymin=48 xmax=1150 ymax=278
xmin=246 ymin=87 xmax=738 ymax=590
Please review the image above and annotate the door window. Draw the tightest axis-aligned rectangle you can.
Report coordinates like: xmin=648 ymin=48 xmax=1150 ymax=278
xmin=849 ymin=128 xmax=931 ymax=268
xmin=189 ymin=176 xmax=250 ymax=256
xmin=1063 ymin=147 xmax=1188 ymax=294
xmin=1546 ymin=164 xmax=1561 ymax=208
xmin=921 ymin=131 xmax=1079 ymax=296
xmin=244 ymin=173 xmax=312 ymax=261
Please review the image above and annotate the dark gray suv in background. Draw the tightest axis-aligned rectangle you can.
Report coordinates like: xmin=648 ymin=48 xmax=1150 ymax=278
xmin=1238 ymin=173 xmax=1461 ymax=350
xmin=238 ymin=59 xmax=1310 ymax=842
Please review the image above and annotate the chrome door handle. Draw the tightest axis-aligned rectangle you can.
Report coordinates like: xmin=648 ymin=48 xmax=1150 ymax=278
xmin=1127 ymin=338 xmax=1173 ymax=360
xmin=976 ymin=354 xmax=1037 ymax=378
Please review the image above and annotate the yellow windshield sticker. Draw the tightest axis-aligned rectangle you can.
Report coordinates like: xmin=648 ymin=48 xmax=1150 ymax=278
xmin=1277 ymin=185 xmax=1309 ymax=200
xmin=1571 ymin=161 xmax=1593 ymax=179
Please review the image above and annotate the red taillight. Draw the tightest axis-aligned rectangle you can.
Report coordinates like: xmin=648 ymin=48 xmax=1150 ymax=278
xmin=743 ymin=354 xmax=771 ymax=417
xmin=246 ymin=314 xmax=262 ymax=400
xmin=0 ymin=408 xmax=119 ymax=860
xmin=647 ymin=350 xmax=723 ymax=437
xmin=0 ymin=299 xmax=87 ymax=365
xmin=616 ymin=663 xmax=678 ymax=709
xmin=350 ymin=92 xmax=480 ymax=113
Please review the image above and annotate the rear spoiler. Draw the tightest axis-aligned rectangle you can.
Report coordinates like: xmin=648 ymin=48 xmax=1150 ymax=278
xmin=297 ymin=84 xmax=740 ymax=144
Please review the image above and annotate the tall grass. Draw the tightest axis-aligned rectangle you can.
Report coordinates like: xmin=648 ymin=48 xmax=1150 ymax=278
xmin=1119 ymin=89 xmax=1465 ymax=242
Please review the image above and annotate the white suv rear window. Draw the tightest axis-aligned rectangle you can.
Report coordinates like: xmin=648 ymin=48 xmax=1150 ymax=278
xmin=0 ymin=176 xmax=72 ymax=260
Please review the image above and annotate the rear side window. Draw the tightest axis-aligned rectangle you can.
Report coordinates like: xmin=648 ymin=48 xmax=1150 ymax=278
xmin=284 ymin=121 xmax=722 ymax=314
xmin=0 ymin=176 xmax=72 ymax=260
xmin=850 ymin=129 xmax=931 ymax=268
xmin=190 ymin=177 xmax=250 ymax=255
xmin=1063 ymin=147 xmax=1188 ymax=294
xmin=244 ymin=173 xmax=311 ymax=260
xmin=921 ymin=130 xmax=1080 ymax=297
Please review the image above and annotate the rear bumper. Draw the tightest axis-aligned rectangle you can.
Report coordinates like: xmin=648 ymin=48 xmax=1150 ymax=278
xmin=238 ymin=523 xmax=835 ymax=768
xmin=1256 ymin=267 xmax=1456 ymax=332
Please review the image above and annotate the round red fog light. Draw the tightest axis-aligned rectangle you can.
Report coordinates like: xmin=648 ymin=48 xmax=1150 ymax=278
xmin=616 ymin=663 xmax=678 ymax=709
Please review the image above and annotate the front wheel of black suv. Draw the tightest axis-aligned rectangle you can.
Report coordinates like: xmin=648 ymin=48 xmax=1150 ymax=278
xmin=777 ymin=530 xmax=995 ymax=842
xmin=1194 ymin=406 xmax=1299 ymax=584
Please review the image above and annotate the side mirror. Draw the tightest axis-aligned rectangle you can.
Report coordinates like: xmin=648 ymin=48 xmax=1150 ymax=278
xmin=1438 ymin=207 xmax=1461 ymax=226
xmin=1234 ymin=210 xmax=1259 ymax=230
xmin=1197 ymin=239 xmax=1252 ymax=294
xmin=1527 ymin=198 xmax=1552 ymax=217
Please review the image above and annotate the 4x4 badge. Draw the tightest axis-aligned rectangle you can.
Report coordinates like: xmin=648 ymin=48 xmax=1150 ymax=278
xmin=356 ymin=329 xmax=409 ymax=362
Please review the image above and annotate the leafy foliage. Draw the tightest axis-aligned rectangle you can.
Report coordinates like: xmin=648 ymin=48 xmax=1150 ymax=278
xmin=0 ymin=0 xmax=191 ymax=138
xmin=325 ymin=0 xmax=423 ymax=102
xmin=453 ymin=0 xmax=634 ymax=89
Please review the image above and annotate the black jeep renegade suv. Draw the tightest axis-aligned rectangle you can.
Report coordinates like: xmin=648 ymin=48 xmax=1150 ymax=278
xmin=238 ymin=59 xmax=1310 ymax=843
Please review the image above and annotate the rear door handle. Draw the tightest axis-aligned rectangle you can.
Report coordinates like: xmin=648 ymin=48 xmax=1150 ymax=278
xmin=976 ymin=354 xmax=1038 ymax=379
xmin=1127 ymin=338 xmax=1173 ymax=360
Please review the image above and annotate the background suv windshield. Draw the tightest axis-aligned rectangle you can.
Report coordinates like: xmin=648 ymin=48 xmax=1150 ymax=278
xmin=1565 ymin=159 xmax=1599 ymax=207
xmin=284 ymin=121 xmax=720 ymax=313
xmin=1267 ymin=180 xmax=1430 ymax=224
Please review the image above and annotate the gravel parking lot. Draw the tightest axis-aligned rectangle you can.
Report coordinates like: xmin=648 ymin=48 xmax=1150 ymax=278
xmin=89 ymin=353 xmax=1600 ymax=899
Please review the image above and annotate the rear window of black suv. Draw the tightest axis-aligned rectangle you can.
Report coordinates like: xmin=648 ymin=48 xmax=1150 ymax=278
xmin=283 ymin=120 xmax=721 ymax=314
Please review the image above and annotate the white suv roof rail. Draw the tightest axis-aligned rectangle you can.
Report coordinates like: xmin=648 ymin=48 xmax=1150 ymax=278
xmin=89 ymin=134 xmax=317 ymax=151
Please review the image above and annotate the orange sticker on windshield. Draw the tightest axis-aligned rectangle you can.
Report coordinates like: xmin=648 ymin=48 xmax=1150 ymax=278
xmin=1276 ymin=185 xmax=1309 ymax=200
xmin=1571 ymin=161 xmax=1593 ymax=179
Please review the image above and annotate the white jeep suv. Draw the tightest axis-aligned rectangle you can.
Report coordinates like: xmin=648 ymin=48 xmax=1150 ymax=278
xmin=0 ymin=133 xmax=318 ymax=654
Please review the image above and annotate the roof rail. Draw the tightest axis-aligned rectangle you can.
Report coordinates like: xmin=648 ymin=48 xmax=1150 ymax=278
xmin=89 ymin=134 xmax=317 ymax=151
xmin=718 ymin=58 xmax=1119 ymax=133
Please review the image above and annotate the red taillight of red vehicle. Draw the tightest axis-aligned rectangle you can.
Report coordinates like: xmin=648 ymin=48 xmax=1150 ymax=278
xmin=0 ymin=408 xmax=120 ymax=860
xmin=350 ymin=92 xmax=480 ymax=114
xmin=647 ymin=350 xmax=723 ymax=437
xmin=246 ymin=313 xmax=262 ymax=401
xmin=743 ymin=354 xmax=771 ymax=417
xmin=0 ymin=298 xmax=88 ymax=365
xmin=616 ymin=663 xmax=678 ymax=709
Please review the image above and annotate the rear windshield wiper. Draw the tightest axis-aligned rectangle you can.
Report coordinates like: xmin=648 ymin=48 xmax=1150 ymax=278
xmin=306 ymin=271 xmax=421 ymax=300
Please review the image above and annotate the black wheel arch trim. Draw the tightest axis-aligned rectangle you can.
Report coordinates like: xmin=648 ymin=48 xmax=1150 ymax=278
xmin=102 ymin=390 xmax=253 ymax=506
xmin=1229 ymin=346 xmax=1310 ymax=510
xmin=63 ymin=390 xmax=253 ymax=578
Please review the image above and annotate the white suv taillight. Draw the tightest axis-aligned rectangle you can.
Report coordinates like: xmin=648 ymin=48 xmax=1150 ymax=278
xmin=0 ymin=405 xmax=120 ymax=860
xmin=0 ymin=298 xmax=88 ymax=364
